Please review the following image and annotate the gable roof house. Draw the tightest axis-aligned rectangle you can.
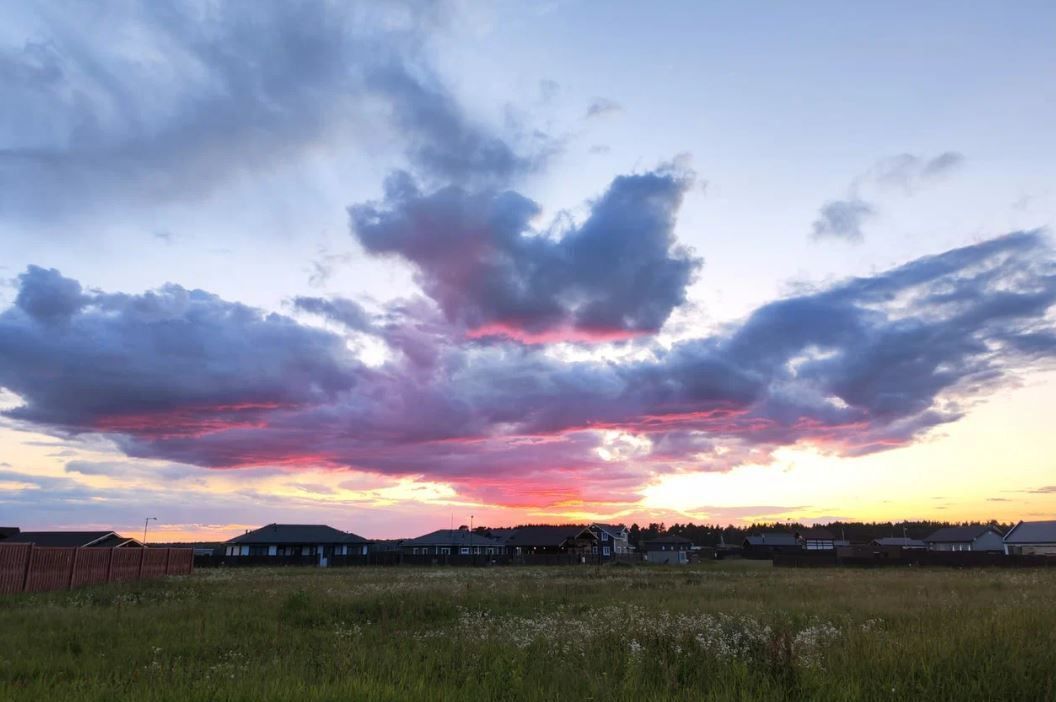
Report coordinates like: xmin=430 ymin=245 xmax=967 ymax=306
xmin=1003 ymin=520 xmax=1056 ymax=556
xmin=225 ymin=524 xmax=370 ymax=562
xmin=924 ymin=525 xmax=1005 ymax=552
xmin=503 ymin=526 xmax=595 ymax=555
xmin=796 ymin=527 xmax=837 ymax=551
xmin=742 ymin=533 xmax=800 ymax=557
xmin=402 ymin=529 xmax=507 ymax=556
xmin=643 ymin=535 xmax=693 ymax=564
xmin=583 ymin=524 xmax=631 ymax=559
xmin=4 ymin=531 xmax=143 ymax=548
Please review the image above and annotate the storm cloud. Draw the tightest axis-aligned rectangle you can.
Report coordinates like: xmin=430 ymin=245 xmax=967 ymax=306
xmin=350 ymin=167 xmax=702 ymax=342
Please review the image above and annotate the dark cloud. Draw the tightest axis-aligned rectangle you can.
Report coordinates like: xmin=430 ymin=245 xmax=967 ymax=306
xmin=586 ymin=97 xmax=622 ymax=119
xmin=0 ymin=268 xmax=364 ymax=433
xmin=350 ymin=166 xmax=702 ymax=341
xmin=1 ymin=232 xmax=1055 ymax=506
xmin=293 ymin=296 xmax=374 ymax=332
xmin=811 ymin=199 xmax=874 ymax=242
xmin=0 ymin=1 xmax=534 ymax=220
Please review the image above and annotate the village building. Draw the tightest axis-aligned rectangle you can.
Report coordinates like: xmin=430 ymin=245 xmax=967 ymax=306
xmin=796 ymin=527 xmax=837 ymax=551
xmin=642 ymin=535 xmax=693 ymax=564
xmin=402 ymin=528 xmax=506 ymax=556
xmin=583 ymin=524 xmax=631 ymax=559
xmin=224 ymin=524 xmax=369 ymax=564
xmin=4 ymin=531 xmax=143 ymax=548
xmin=923 ymin=525 xmax=1005 ymax=552
xmin=1003 ymin=520 xmax=1056 ymax=556
xmin=742 ymin=533 xmax=800 ymax=557
xmin=503 ymin=526 xmax=595 ymax=555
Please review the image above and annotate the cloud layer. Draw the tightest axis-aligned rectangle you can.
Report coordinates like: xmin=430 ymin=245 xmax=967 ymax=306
xmin=3 ymin=232 xmax=1054 ymax=507
xmin=350 ymin=167 xmax=701 ymax=341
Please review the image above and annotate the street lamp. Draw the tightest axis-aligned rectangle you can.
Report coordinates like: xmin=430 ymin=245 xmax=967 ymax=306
xmin=143 ymin=516 xmax=158 ymax=544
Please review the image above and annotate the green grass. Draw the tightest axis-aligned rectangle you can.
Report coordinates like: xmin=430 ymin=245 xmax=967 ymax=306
xmin=1 ymin=560 xmax=1054 ymax=701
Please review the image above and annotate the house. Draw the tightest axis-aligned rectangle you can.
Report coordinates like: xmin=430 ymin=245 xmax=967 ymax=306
xmin=583 ymin=523 xmax=631 ymax=559
xmin=871 ymin=537 xmax=927 ymax=550
xmin=924 ymin=525 xmax=1005 ymax=552
xmin=1003 ymin=520 xmax=1056 ymax=556
xmin=503 ymin=526 xmax=594 ymax=555
xmin=225 ymin=524 xmax=370 ymax=564
xmin=796 ymin=527 xmax=837 ymax=551
xmin=742 ymin=533 xmax=800 ymax=557
xmin=0 ymin=527 xmax=19 ymax=541
xmin=402 ymin=528 xmax=507 ymax=556
xmin=4 ymin=531 xmax=143 ymax=548
xmin=642 ymin=535 xmax=693 ymax=564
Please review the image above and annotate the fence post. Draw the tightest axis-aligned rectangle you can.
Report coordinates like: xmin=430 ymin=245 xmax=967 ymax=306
xmin=68 ymin=548 xmax=80 ymax=590
xmin=106 ymin=548 xmax=115 ymax=583
xmin=163 ymin=548 xmax=172 ymax=575
xmin=136 ymin=548 xmax=145 ymax=581
xmin=21 ymin=545 xmax=34 ymax=593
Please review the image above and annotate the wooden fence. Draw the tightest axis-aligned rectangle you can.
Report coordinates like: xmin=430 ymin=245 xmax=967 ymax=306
xmin=0 ymin=544 xmax=194 ymax=595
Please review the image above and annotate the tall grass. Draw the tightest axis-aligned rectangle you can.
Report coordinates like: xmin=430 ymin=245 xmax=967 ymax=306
xmin=1 ymin=561 xmax=1053 ymax=700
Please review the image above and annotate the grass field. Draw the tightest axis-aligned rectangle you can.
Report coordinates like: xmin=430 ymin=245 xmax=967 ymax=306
xmin=1 ymin=560 xmax=1054 ymax=701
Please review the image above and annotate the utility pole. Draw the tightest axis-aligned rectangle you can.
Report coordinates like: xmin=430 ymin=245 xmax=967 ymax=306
xmin=143 ymin=516 xmax=158 ymax=544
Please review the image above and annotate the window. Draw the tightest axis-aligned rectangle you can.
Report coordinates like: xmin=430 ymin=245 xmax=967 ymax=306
xmin=268 ymin=545 xmax=277 ymax=556
xmin=474 ymin=546 xmax=481 ymax=555
xmin=602 ymin=532 xmax=609 ymax=541
xmin=460 ymin=547 xmax=470 ymax=555
xmin=603 ymin=546 xmax=610 ymax=557
xmin=440 ymin=547 xmax=450 ymax=555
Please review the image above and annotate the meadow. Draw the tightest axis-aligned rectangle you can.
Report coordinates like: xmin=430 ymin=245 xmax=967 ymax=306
xmin=1 ymin=560 xmax=1054 ymax=701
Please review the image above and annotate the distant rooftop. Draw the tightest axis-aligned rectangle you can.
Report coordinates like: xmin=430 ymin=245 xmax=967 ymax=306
xmin=228 ymin=524 xmax=369 ymax=545
xmin=1004 ymin=520 xmax=1056 ymax=544
xmin=924 ymin=525 xmax=1001 ymax=543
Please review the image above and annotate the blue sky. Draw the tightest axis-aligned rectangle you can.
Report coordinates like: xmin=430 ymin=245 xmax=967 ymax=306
xmin=1 ymin=1 xmax=1055 ymax=539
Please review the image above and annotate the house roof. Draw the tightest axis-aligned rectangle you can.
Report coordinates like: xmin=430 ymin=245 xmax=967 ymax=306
xmin=227 ymin=524 xmax=369 ymax=545
xmin=1004 ymin=520 xmax=1056 ymax=544
xmin=872 ymin=537 xmax=927 ymax=548
xmin=744 ymin=533 xmax=799 ymax=547
xmin=504 ymin=526 xmax=587 ymax=548
xmin=4 ymin=531 xmax=124 ymax=548
xmin=924 ymin=525 xmax=1000 ymax=543
xmin=644 ymin=535 xmax=693 ymax=545
xmin=404 ymin=529 xmax=507 ymax=548
xmin=0 ymin=527 xmax=19 ymax=540
xmin=591 ymin=523 xmax=628 ymax=538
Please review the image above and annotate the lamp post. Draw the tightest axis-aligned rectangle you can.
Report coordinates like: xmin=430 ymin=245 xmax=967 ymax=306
xmin=143 ymin=516 xmax=158 ymax=544
xmin=470 ymin=514 xmax=474 ymax=564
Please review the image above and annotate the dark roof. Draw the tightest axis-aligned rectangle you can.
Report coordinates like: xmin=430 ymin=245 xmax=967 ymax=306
xmin=404 ymin=529 xmax=506 ymax=548
xmin=872 ymin=537 xmax=927 ymax=548
xmin=504 ymin=526 xmax=587 ymax=548
xmin=228 ymin=524 xmax=369 ymax=545
xmin=4 ymin=531 xmax=121 ymax=547
xmin=1004 ymin=520 xmax=1056 ymax=544
xmin=924 ymin=525 xmax=1001 ymax=543
xmin=591 ymin=523 xmax=628 ymax=537
xmin=0 ymin=527 xmax=19 ymax=540
xmin=744 ymin=533 xmax=798 ymax=547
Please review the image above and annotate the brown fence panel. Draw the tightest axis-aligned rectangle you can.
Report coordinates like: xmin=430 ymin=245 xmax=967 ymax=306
xmin=70 ymin=548 xmax=112 ymax=588
xmin=109 ymin=548 xmax=144 ymax=582
xmin=0 ymin=544 xmax=32 ymax=594
xmin=23 ymin=547 xmax=76 ymax=593
xmin=140 ymin=549 xmax=169 ymax=578
xmin=165 ymin=548 xmax=194 ymax=575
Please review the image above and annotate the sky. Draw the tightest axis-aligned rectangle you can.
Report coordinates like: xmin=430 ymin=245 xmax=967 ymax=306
xmin=1 ymin=1 xmax=1055 ymax=541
